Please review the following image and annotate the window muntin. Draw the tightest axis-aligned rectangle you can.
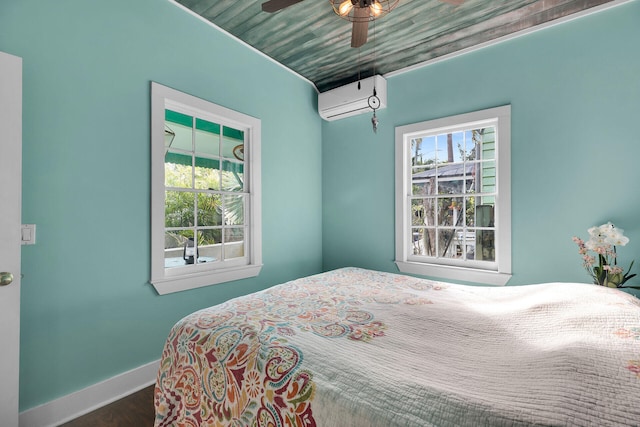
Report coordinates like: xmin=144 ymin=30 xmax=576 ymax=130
xmin=151 ymin=82 xmax=262 ymax=294
xmin=395 ymin=106 xmax=511 ymax=286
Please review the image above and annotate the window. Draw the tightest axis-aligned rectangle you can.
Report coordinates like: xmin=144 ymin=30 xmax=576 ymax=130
xmin=395 ymin=105 xmax=511 ymax=285
xmin=150 ymin=82 xmax=262 ymax=295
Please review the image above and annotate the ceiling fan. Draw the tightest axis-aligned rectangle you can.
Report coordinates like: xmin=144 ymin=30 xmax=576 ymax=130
xmin=261 ymin=0 xmax=465 ymax=48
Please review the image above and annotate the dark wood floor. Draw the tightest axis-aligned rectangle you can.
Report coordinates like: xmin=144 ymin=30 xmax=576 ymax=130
xmin=60 ymin=385 xmax=155 ymax=427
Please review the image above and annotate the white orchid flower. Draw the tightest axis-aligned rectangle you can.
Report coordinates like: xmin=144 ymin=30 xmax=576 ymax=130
xmin=606 ymin=234 xmax=630 ymax=246
xmin=574 ymin=221 xmax=637 ymax=288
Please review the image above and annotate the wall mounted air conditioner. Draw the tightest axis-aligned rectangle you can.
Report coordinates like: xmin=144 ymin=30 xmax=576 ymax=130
xmin=318 ymin=75 xmax=387 ymax=121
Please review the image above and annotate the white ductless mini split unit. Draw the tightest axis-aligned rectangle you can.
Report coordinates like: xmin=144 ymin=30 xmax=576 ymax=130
xmin=318 ymin=75 xmax=387 ymax=121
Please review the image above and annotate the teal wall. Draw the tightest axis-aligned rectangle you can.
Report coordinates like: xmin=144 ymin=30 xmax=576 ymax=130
xmin=322 ymin=1 xmax=640 ymax=293
xmin=0 ymin=0 xmax=322 ymax=411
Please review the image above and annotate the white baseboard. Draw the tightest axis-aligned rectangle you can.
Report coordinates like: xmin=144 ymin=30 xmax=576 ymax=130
xmin=19 ymin=359 xmax=160 ymax=427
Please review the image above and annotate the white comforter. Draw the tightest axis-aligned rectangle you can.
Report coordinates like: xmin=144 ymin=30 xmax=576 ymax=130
xmin=155 ymin=267 xmax=640 ymax=426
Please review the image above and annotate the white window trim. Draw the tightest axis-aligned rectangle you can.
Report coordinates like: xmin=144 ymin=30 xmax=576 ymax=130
xmin=394 ymin=105 xmax=511 ymax=286
xmin=150 ymin=82 xmax=262 ymax=295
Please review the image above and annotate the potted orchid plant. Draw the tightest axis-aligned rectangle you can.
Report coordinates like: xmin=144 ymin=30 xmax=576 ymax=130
xmin=573 ymin=222 xmax=640 ymax=289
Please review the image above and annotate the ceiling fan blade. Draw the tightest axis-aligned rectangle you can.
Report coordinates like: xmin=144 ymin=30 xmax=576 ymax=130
xmin=351 ymin=8 xmax=369 ymax=48
xmin=261 ymin=0 xmax=303 ymax=13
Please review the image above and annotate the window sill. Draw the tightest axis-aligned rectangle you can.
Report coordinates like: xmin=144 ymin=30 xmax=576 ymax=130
xmin=395 ymin=261 xmax=511 ymax=286
xmin=151 ymin=264 xmax=263 ymax=295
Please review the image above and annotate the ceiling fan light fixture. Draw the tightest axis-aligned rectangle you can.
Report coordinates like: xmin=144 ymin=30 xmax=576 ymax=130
xmin=329 ymin=0 xmax=399 ymax=22
xmin=338 ymin=0 xmax=354 ymax=16
xmin=370 ymin=1 xmax=383 ymax=17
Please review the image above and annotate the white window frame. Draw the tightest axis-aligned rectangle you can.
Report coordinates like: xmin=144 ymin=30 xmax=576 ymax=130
xmin=395 ymin=105 xmax=511 ymax=286
xmin=150 ymin=82 xmax=262 ymax=295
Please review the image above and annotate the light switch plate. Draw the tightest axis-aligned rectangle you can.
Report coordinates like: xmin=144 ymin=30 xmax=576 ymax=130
xmin=21 ymin=224 xmax=36 ymax=245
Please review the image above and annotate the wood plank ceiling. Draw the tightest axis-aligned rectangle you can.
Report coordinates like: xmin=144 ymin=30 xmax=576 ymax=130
xmin=175 ymin=0 xmax=615 ymax=92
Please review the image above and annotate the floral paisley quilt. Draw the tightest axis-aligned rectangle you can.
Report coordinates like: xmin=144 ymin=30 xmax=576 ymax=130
xmin=154 ymin=267 xmax=640 ymax=426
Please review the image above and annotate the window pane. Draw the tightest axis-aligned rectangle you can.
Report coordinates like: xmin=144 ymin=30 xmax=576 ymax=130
xmin=200 ymin=228 xmax=220 ymax=245
xmin=411 ymin=198 xmax=435 ymax=226
xmin=464 ymin=196 xmax=476 ymax=226
xmin=438 ymin=228 xmax=457 ymax=258
xmin=165 ymin=111 xmax=193 ymax=152
xmin=465 ymin=162 xmax=481 ymax=194
xmin=476 ymin=229 xmax=495 ymax=261
xmin=197 ymin=229 xmax=220 ymax=263
xmin=164 ymin=229 xmax=191 ymax=251
xmin=222 ymin=126 xmax=244 ymax=161
xmin=194 ymin=157 xmax=220 ymax=190
xmin=412 ymin=166 xmax=436 ymax=196
xmin=457 ymin=229 xmax=476 ymax=260
xmin=165 ymin=191 xmax=194 ymax=227
xmin=164 ymin=229 xmax=193 ymax=269
xmin=412 ymin=227 xmax=436 ymax=256
xmin=475 ymin=204 xmax=494 ymax=227
xmin=449 ymin=131 xmax=464 ymax=163
xmin=221 ymin=160 xmax=244 ymax=192
xmin=462 ymin=176 xmax=475 ymax=194
xmin=224 ymin=228 xmax=244 ymax=260
xmin=437 ymin=173 xmax=465 ymax=195
xmin=197 ymin=193 xmax=222 ymax=227
xmin=479 ymin=127 xmax=496 ymax=160
xmin=436 ymin=134 xmax=448 ymax=162
xmin=412 ymin=228 xmax=423 ymax=255
xmin=195 ymin=118 xmax=220 ymax=156
xmin=478 ymin=160 xmax=496 ymax=193
xmin=437 ymin=197 xmax=463 ymax=227
xmin=411 ymin=136 xmax=436 ymax=166
xmin=165 ymin=157 xmax=192 ymax=188
xmin=222 ymin=194 xmax=245 ymax=226
xmin=463 ymin=130 xmax=477 ymax=161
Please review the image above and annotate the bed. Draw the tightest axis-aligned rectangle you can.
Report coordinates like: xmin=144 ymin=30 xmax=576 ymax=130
xmin=154 ymin=267 xmax=640 ymax=426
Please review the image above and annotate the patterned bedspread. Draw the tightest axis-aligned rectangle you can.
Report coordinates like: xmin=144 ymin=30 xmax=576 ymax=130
xmin=154 ymin=267 xmax=640 ymax=426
